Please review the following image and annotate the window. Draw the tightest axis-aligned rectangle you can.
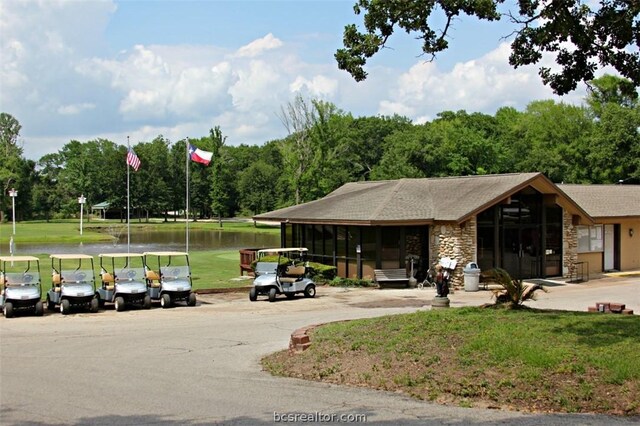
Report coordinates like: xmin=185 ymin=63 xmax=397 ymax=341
xmin=577 ymin=225 xmax=603 ymax=253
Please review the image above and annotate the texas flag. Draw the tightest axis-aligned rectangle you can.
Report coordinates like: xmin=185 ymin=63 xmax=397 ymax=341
xmin=188 ymin=143 xmax=213 ymax=166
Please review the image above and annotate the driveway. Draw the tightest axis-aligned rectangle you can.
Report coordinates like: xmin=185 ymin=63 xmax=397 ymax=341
xmin=1 ymin=276 xmax=638 ymax=425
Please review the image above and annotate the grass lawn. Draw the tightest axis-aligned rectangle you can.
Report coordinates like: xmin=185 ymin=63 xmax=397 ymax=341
xmin=10 ymin=250 xmax=249 ymax=294
xmin=263 ymin=307 xmax=640 ymax=415
xmin=0 ymin=219 xmax=275 ymax=291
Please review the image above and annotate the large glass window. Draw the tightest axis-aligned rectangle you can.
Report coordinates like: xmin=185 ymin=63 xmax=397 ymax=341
xmin=577 ymin=225 xmax=603 ymax=253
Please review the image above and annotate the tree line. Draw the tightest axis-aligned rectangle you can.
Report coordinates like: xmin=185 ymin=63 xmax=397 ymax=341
xmin=1 ymin=75 xmax=638 ymax=223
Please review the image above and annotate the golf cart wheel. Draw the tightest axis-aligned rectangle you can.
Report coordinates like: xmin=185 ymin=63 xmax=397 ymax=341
xmin=304 ymin=284 xmax=316 ymax=298
xmin=249 ymin=287 xmax=257 ymax=302
xmin=161 ymin=293 xmax=171 ymax=309
xmin=34 ymin=301 xmax=44 ymax=316
xmin=143 ymin=295 xmax=152 ymax=310
xmin=115 ymin=296 xmax=126 ymax=312
xmin=90 ymin=297 xmax=99 ymax=313
xmin=46 ymin=295 xmax=56 ymax=311
xmin=60 ymin=299 xmax=71 ymax=315
xmin=187 ymin=292 xmax=196 ymax=306
xmin=3 ymin=302 xmax=13 ymax=318
xmin=268 ymin=287 xmax=277 ymax=302
xmin=285 ymin=293 xmax=295 ymax=299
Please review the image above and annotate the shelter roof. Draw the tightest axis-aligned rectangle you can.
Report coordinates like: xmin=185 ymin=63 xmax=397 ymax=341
xmin=558 ymin=184 xmax=640 ymax=218
xmin=255 ymin=173 xmax=592 ymax=225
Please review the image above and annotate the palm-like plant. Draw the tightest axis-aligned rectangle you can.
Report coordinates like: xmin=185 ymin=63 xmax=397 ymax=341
xmin=488 ymin=268 xmax=547 ymax=308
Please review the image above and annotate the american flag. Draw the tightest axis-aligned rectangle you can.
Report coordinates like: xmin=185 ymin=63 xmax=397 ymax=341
xmin=127 ymin=148 xmax=141 ymax=171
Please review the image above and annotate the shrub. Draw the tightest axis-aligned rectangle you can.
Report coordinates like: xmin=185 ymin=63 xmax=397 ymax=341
xmin=328 ymin=277 xmax=376 ymax=288
xmin=488 ymin=268 xmax=547 ymax=308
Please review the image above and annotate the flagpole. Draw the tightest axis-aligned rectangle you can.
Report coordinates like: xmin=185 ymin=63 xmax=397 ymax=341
xmin=127 ymin=136 xmax=131 ymax=254
xmin=185 ymin=137 xmax=189 ymax=253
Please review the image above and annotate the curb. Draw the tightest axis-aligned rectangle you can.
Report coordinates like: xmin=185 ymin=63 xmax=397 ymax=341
xmin=289 ymin=325 xmax=316 ymax=353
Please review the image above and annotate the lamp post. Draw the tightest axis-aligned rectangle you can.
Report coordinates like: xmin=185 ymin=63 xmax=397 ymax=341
xmin=78 ymin=194 xmax=86 ymax=236
xmin=9 ymin=188 xmax=17 ymax=235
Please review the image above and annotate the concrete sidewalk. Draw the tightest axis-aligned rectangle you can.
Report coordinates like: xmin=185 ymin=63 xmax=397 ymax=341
xmin=444 ymin=273 xmax=640 ymax=314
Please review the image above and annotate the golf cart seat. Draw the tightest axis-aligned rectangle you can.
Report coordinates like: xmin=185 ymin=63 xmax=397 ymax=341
xmin=101 ymin=272 xmax=115 ymax=291
xmin=146 ymin=270 xmax=161 ymax=287
xmin=52 ymin=273 xmax=62 ymax=289
xmin=280 ymin=264 xmax=306 ymax=283
xmin=0 ymin=275 xmax=5 ymax=286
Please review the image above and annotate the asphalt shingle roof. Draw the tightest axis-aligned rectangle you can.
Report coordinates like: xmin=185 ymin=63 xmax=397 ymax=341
xmin=256 ymin=172 xmax=584 ymax=224
xmin=558 ymin=184 xmax=640 ymax=218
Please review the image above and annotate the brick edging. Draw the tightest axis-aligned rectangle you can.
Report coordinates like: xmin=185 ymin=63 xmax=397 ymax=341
xmin=289 ymin=325 xmax=315 ymax=353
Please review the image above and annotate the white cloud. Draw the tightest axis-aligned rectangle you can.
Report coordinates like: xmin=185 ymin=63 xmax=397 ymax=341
xmin=57 ymin=103 xmax=96 ymax=115
xmin=236 ymin=33 xmax=283 ymax=58
xmin=289 ymin=75 xmax=338 ymax=98
xmin=2 ymin=1 xmax=598 ymax=162
xmin=379 ymin=42 xmax=587 ymax=120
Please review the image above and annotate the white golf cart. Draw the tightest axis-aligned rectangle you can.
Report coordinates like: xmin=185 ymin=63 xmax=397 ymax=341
xmin=249 ymin=247 xmax=316 ymax=302
xmin=0 ymin=255 xmax=44 ymax=318
xmin=96 ymin=253 xmax=151 ymax=312
xmin=143 ymin=251 xmax=196 ymax=308
xmin=48 ymin=254 xmax=99 ymax=315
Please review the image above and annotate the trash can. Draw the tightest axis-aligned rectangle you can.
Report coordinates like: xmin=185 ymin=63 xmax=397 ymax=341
xmin=463 ymin=262 xmax=481 ymax=292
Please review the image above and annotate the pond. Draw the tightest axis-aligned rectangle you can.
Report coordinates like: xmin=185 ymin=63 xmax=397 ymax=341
xmin=0 ymin=229 xmax=281 ymax=256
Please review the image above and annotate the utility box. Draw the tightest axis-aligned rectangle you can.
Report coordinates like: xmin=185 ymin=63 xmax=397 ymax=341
xmin=463 ymin=262 xmax=481 ymax=292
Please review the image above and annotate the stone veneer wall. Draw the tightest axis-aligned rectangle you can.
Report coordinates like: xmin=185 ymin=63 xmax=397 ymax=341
xmin=429 ymin=218 xmax=477 ymax=288
xmin=563 ymin=210 xmax=578 ymax=278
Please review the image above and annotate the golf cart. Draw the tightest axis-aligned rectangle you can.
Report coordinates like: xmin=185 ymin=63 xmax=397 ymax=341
xmin=143 ymin=251 xmax=196 ymax=308
xmin=0 ymin=255 xmax=44 ymax=318
xmin=96 ymin=253 xmax=151 ymax=312
xmin=249 ymin=248 xmax=316 ymax=302
xmin=48 ymin=254 xmax=99 ymax=315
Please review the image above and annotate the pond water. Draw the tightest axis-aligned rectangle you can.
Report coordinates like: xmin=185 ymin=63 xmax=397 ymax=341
xmin=0 ymin=229 xmax=280 ymax=256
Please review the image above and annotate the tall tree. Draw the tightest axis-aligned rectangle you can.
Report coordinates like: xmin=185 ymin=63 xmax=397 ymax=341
xmin=336 ymin=1 xmax=640 ymax=94
xmin=278 ymin=94 xmax=318 ymax=204
xmin=586 ymin=76 xmax=640 ymax=183
xmin=0 ymin=113 xmax=24 ymax=222
xmin=208 ymin=127 xmax=236 ymax=223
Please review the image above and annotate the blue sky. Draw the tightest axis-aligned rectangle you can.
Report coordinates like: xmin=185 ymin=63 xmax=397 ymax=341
xmin=1 ymin=0 xmax=589 ymax=160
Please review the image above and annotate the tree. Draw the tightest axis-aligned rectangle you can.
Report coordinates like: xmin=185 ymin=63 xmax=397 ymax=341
xmin=278 ymin=94 xmax=318 ymax=204
xmin=336 ymin=1 xmax=640 ymax=95
xmin=586 ymin=74 xmax=639 ymax=118
xmin=0 ymin=113 xmax=24 ymax=222
xmin=238 ymin=161 xmax=280 ymax=215
xmin=208 ymin=127 xmax=236 ymax=223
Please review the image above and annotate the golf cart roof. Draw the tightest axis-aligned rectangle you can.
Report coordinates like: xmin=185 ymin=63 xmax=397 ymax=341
xmin=98 ymin=253 xmax=144 ymax=258
xmin=0 ymin=255 xmax=40 ymax=262
xmin=257 ymin=247 xmax=308 ymax=254
xmin=50 ymin=254 xmax=94 ymax=260
xmin=143 ymin=251 xmax=188 ymax=256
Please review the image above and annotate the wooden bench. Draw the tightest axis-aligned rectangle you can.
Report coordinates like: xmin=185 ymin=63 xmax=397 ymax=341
xmin=374 ymin=269 xmax=409 ymax=289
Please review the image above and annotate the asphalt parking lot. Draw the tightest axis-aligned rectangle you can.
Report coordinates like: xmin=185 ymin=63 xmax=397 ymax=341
xmin=1 ymin=275 xmax=638 ymax=425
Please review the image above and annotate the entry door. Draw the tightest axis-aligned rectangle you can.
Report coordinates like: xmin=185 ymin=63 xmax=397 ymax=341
xmin=604 ymin=224 xmax=614 ymax=271
xmin=502 ymin=226 xmax=541 ymax=279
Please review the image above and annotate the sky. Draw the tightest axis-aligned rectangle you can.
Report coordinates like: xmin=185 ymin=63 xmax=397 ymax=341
xmin=1 ymin=0 xmax=594 ymax=161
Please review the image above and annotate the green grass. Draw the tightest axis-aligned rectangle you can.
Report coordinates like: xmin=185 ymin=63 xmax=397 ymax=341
xmin=0 ymin=219 xmax=275 ymax=290
xmin=4 ymin=249 xmax=249 ymax=293
xmin=263 ymin=307 xmax=640 ymax=415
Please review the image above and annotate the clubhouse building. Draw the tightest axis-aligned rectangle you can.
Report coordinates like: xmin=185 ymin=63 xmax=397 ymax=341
xmin=254 ymin=173 xmax=639 ymax=286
